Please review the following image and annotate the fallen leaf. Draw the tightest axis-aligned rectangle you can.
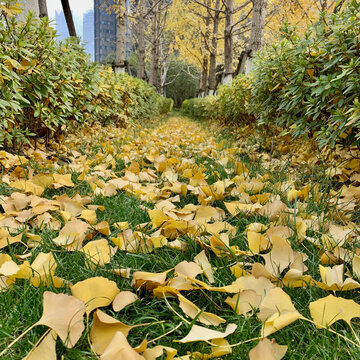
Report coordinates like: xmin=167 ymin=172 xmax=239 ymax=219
xmin=71 ymin=277 xmax=120 ymax=315
xmin=309 ymin=295 xmax=360 ymax=328
xmin=23 ymin=331 xmax=57 ymax=360
xmin=113 ymin=291 xmax=138 ymax=312
xmin=178 ymin=294 xmax=226 ymax=326
xmin=258 ymin=287 xmax=302 ymax=337
xmin=37 ymin=291 xmax=85 ymax=348
xmin=249 ymin=338 xmax=288 ymax=360
xmin=177 ymin=323 xmax=237 ymax=343
xmin=80 ymin=239 xmax=111 ymax=269
xmin=91 ymin=309 xmax=134 ymax=354
xmin=100 ymin=331 xmax=144 ymax=360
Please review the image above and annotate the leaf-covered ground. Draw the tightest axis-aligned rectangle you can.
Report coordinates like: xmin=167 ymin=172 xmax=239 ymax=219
xmin=0 ymin=114 xmax=360 ymax=359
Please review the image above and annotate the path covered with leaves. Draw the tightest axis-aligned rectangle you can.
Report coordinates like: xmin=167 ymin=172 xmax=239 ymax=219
xmin=0 ymin=115 xmax=360 ymax=359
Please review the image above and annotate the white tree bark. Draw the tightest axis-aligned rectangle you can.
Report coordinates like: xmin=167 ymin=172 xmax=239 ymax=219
xmin=246 ymin=0 xmax=267 ymax=74
xmin=17 ymin=0 xmax=39 ymax=21
xmin=115 ymin=0 xmax=126 ymax=74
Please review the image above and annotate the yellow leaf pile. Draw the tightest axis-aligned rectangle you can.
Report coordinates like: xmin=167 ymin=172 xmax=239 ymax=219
xmin=1 ymin=115 xmax=360 ymax=358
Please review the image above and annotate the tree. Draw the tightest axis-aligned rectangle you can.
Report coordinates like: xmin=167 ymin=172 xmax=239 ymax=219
xmin=61 ymin=0 xmax=77 ymax=37
xmin=38 ymin=0 xmax=48 ymax=18
xmin=136 ymin=0 xmax=147 ymax=79
xmin=165 ymin=57 xmax=200 ymax=107
xmin=245 ymin=0 xmax=267 ymax=74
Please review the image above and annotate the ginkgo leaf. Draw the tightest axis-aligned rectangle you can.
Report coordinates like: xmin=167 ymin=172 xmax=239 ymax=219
xmin=80 ymin=209 xmax=97 ymax=224
xmin=100 ymin=331 xmax=144 ymax=360
xmin=113 ymin=291 xmax=138 ymax=312
xmin=178 ymin=294 xmax=226 ymax=326
xmin=194 ymin=250 xmax=214 ymax=283
xmin=174 ymin=260 xmax=202 ymax=278
xmin=262 ymin=236 xmax=296 ymax=277
xmin=309 ymin=295 xmax=360 ymax=328
xmin=247 ymin=231 xmax=270 ymax=254
xmin=132 ymin=270 xmax=169 ymax=290
xmin=249 ymin=338 xmax=288 ymax=360
xmin=177 ymin=323 xmax=237 ymax=343
xmin=95 ymin=221 xmax=111 ymax=236
xmin=30 ymin=252 xmax=60 ymax=287
xmin=71 ymin=277 xmax=120 ymax=315
xmin=225 ymin=290 xmax=262 ymax=316
xmin=37 ymin=291 xmax=85 ymax=348
xmin=23 ymin=331 xmax=57 ymax=360
xmin=90 ymin=309 xmax=134 ymax=355
xmin=80 ymin=239 xmax=111 ymax=269
xmin=315 ymin=264 xmax=360 ymax=291
xmin=142 ymin=345 xmax=178 ymax=360
xmin=353 ymin=255 xmax=360 ymax=278
xmin=258 ymin=287 xmax=303 ymax=337
xmin=258 ymin=200 xmax=288 ymax=220
xmin=53 ymin=219 xmax=90 ymax=250
xmin=210 ymin=338 xmax=232 ymax=357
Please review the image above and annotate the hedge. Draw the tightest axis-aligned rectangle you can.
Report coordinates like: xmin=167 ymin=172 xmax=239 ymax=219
xmin=182 ymin=1 xmax=360 ymax=149
xmin=0 ymin=4 xmax=171 ymax=150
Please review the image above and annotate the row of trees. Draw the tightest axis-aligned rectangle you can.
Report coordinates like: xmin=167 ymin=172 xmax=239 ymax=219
xmin=34 ymin=0 xmax=347 ymax=100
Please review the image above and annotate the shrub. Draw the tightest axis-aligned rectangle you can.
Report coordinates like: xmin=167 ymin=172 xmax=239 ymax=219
xmin=0 ymin=3 xmax=169 ymax=150
xmin=183 ymin=1 xmax=360 ymax=149
xmin=252 ymin=1 xmax=360 ymax=148
xmin=217 ymin=75 xmax=253 ymax=125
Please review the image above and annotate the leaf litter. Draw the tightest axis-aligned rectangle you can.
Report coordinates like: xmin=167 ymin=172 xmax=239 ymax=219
xmin=0 ymin=116 xmax=360 ymax=358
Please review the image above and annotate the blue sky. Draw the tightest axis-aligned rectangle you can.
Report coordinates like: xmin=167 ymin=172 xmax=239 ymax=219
xmin=47 ymin=0 xmax=93 ymax=21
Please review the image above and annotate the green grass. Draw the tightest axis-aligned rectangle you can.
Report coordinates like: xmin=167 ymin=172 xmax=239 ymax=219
xmin=1 ymin=114 xmax=360 ymax=359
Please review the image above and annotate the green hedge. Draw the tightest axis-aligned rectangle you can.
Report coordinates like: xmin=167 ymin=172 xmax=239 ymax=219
xmin=182 ymin=1 xmax=360 ymax=148
xmin=0 ymin=5 xmax=170 ymax=150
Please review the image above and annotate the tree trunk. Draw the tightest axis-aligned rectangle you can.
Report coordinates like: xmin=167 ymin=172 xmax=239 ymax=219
xmin=137 ymin=0 xmax=146 ymax=80
xmin=61 ymin=0 xmax=77 ymax=37
xmin=115 ymin=0 xmax=126 ymax=74
xmin=150 ymin=6 xmax=160 ymax=91
xmin=223 ymin=0 xmax=233 ymax=84
xmin=38 ymin=0 xmax=48 ymax=18
xmin=199 ymin=56 xmax=208 ymax=97
xmin=246 ymin=0 xmax=267 ymax=74
xmin=208 ymin=0 xmax=220 ymax=95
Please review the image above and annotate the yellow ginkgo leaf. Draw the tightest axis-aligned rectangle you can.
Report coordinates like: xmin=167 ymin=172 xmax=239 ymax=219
xmin=95 ymin=221 xmax=111 ymax=236
xmin=174 ymin=260 xmax=202 ymax=278
xmin=225 ymin=290 xmax=262 ymax=316
xmin=309 ymin=295 xmax=360 ymax=328
xmin=142 ymin=345 xmax=178 ymax=360
xmin=37 ymin=291 xmax=85 ymax=348
xmin=194 ymin=250 xmax=214 ymax=283
xmin=258 ymin=287 xmax=302 ymax=337
xmin=178 ymin=294 xmax=226 ymax=326
xmin=90 ymin=309 xmax=134 ymax=355
xmin=249 ymin=338 xmax=288 ymax=360
xmin=100 ymin=331 xmax=144 ymax=360
xmin=177 ymin=323 xmax=237 ymax=343
xmin=52 ymin=173 xmax=74 ymax=189
xmin=23 ymin=331 xmax=57 ymax=360
xmin=80 ymin=209 xmax=97 ymax=225
xmin=71 ymin=277 xmax=120 ymax=315
xmin=80 ymin=239 xmax=111 ymax=269
xmin=113 ymin=291 xmax=138 ymax=312
xmin=315 ymin=264 xmax=360 ymax=291
xmin=132 ymin=270 xmax=169 ymax=291
xmin=353 ymin=255 xmax=360 ymax=278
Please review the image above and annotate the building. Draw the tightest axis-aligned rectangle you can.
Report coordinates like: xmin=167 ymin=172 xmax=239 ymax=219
xmin=94 ymin=0 xmax=117 ymax=63
xmin=17 ymin=0 xmax=39 ymax=21
xmin=55 ymin=10 xmax=68 ymax=40
xmin=83 ymin=10 xmax=95 ymax=61
xmin=55 ymin=11 xmax=83 ymax=40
